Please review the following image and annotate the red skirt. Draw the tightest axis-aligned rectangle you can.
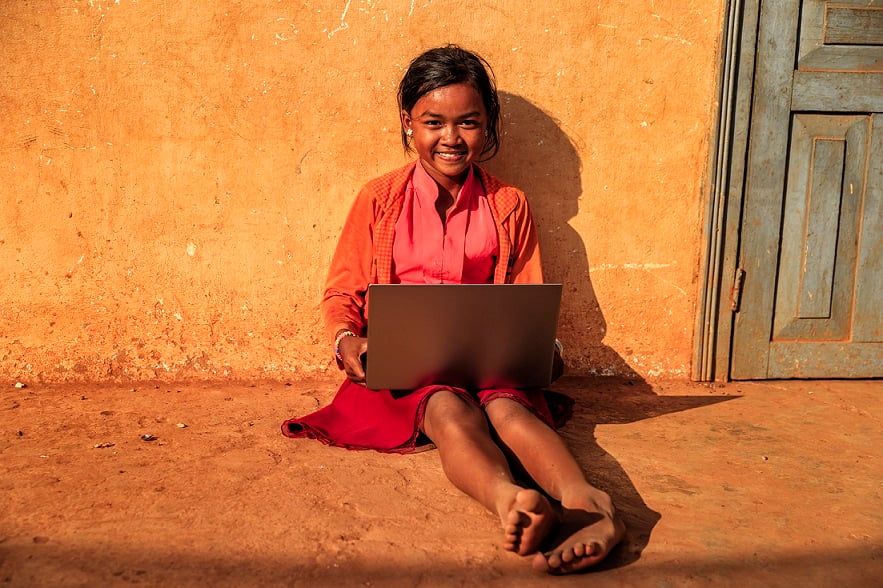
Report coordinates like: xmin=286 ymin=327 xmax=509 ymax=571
xmin=282 ymin=379 xmax=574 ymax=454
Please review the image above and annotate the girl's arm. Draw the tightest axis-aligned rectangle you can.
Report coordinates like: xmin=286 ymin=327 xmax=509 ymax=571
xmin=321 ymin=185 xmax=376 ymax=344
xmin=507 ymin=189 xmax=544 ymax=284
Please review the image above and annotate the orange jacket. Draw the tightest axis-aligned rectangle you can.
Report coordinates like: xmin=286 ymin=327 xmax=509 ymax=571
xmin=321 ymin=161 xmax=544 ymax=342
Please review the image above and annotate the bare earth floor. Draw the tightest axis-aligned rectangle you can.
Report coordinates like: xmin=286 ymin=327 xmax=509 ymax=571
xmin=1 ymin=376 xmax=881 ymax=587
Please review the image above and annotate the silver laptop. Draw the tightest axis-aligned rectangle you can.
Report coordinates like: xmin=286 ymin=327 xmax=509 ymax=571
xmin=364 ymin=283 xmax=562 ymax=391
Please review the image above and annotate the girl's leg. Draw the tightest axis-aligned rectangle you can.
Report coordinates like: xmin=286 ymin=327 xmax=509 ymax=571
xmin=421 ymin=390 xmax=556 ymax=555
xmin=484 ymin=397 xmax=626 ymax=574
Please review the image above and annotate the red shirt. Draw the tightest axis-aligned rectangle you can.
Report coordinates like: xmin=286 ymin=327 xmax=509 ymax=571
xmin=320 ymin=161 xmax=544 ymax=341
xmin=392 ymin=162 xmax=498 ymax=284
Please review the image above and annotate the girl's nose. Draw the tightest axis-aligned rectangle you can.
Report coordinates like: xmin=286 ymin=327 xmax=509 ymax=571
xmin=442 ymin=124 xmax=461 ymax=143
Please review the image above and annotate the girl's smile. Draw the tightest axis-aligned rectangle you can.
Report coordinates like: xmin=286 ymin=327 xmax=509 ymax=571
xmin=401 ymin=82 xmax=488 ymax=194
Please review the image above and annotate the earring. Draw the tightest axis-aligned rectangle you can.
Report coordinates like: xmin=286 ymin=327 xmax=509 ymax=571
xmin=406 ymin=129 xmax=413 ymax=137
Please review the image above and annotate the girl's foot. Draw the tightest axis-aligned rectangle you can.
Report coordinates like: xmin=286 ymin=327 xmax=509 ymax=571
xmin=531 ymin=491 xmax=625 ymax=574
xmin=501 ymin=489 xmax=557 ymax=555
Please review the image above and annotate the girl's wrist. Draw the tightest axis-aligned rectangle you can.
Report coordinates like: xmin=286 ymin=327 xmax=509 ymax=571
xmin=334 ymin=330 xmax=357 ymax=362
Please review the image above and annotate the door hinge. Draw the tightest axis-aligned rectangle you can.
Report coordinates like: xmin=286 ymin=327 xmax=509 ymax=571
xmin=730 ymin=267 xmax=746 ymax=312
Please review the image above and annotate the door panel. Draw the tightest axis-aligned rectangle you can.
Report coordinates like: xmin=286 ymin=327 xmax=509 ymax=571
xmin=767 ymin=115 xmax=881 ymax=378
xmin=773 ymin=115 xmax=866 ymax=342
xmin=825 ymin=6 xmax=883 ymax=45
xmin=854 ymin=116 xmax=883 ymax=343
xmin=730 ymin=0 xmax=883 ymax=379
xmin=798 ymin=0 xmax=883 ymax=71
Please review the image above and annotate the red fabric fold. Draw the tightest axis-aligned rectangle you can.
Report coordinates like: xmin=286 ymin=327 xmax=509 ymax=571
xmin=282 ymin=379 xmax=574 ymax=454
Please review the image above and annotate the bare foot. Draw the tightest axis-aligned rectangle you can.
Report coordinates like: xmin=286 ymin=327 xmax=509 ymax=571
xmin=501 ymin=489 xmax=557 ymax=555
xmin=531 ymin=491 xmax=625 ymax=574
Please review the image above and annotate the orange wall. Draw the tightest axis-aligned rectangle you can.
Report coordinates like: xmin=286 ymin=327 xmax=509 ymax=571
xmin=0 ymin=1 xmax=724 ymax=382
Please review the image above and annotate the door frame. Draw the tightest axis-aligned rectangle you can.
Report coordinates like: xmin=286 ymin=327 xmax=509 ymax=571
xmin=693 ymin=0 xmax=758 ymax=381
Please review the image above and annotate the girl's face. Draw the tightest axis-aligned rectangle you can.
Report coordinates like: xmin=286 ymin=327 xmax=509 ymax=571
xmin=401 ymin=82 xmax=488 ymax=193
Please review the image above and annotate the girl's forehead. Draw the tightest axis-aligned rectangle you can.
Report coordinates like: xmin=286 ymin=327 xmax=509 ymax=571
xmin=412 ymin=83 xmax=486 ymax=113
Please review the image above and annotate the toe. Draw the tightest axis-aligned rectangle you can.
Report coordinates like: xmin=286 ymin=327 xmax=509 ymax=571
xmin=547 ymin=551 xmax=564 ymax=568
xmin=532 ymin=552 xmax=550 ymax=573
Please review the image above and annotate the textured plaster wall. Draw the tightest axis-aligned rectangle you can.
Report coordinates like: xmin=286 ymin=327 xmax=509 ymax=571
xmin=0 ymin=0 xmax=724 ymax=383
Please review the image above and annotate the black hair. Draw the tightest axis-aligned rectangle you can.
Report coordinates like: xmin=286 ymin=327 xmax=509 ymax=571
xmin=397 ymin=44 xmax=501 ymax=160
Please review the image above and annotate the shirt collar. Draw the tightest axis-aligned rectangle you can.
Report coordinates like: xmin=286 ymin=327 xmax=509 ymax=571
xmin=413 ymin=162 xmax=482 ymax=209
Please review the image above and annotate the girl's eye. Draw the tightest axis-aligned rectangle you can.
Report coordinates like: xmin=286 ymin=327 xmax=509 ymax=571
xmin=460 ymin=120 xmax=478 ymax=128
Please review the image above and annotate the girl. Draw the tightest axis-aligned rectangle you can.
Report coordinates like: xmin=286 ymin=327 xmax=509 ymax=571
xmin=283 ymin=45 xmax=624 ymax=574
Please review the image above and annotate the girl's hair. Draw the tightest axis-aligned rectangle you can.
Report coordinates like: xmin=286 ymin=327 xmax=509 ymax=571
xmin=397 ymin=44 xmax=501 ymax=160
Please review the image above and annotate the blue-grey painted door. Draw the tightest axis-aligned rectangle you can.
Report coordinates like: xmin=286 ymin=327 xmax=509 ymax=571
xmin=731 ymin=0 xmax=883 ymax=378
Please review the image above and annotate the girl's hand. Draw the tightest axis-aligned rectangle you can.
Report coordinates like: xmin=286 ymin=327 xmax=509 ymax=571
xmin=338 ymin=335 xmax=368 ymax=384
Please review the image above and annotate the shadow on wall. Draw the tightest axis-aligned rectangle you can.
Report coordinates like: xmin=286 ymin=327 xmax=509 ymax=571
xmin=484 ymin=92 xmax=634 ymax=377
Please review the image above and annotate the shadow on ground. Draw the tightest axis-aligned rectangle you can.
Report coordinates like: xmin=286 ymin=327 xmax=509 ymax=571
xmin=550 ymin=376 xmax=738 ymax=571
xmin=3 ymin=538 xmax=877 ymax=587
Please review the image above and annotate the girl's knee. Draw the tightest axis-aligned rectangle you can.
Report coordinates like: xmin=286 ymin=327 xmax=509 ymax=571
xmin=485 ymin=397 xmax=541 ymax=433
xmin=423 ymin=391 xmax=488 ymax=440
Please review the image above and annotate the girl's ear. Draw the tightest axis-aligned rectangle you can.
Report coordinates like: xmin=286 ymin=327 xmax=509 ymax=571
xmin=400 ymin=110 xmax=412 ymax=132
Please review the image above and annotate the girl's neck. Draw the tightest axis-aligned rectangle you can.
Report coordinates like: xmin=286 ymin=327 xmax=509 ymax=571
xmin=434 ymin=186 xmax=455 ymax=225
xmin=418 ymin=160 xmax=470 ymax=200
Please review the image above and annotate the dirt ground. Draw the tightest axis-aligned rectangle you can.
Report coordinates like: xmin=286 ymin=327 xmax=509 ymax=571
xmin=1 ymin=375 xmax=881 ymax=587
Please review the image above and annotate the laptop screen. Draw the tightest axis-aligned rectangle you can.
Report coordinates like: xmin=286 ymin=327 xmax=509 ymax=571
xmin=365 ymin=283 xmax=562 ymax=391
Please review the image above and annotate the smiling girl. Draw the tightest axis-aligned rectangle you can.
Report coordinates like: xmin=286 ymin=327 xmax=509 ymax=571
xmin=282 ymin=45 xmax=624 ymax=574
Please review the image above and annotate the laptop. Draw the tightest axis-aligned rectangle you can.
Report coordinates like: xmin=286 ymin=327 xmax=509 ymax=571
xmin=364 ymin=283 xmax=562 ymax=391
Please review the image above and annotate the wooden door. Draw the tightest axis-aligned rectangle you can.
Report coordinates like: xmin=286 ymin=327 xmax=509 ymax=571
xmin=731 ymin=0 xmax=883 ymax=378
